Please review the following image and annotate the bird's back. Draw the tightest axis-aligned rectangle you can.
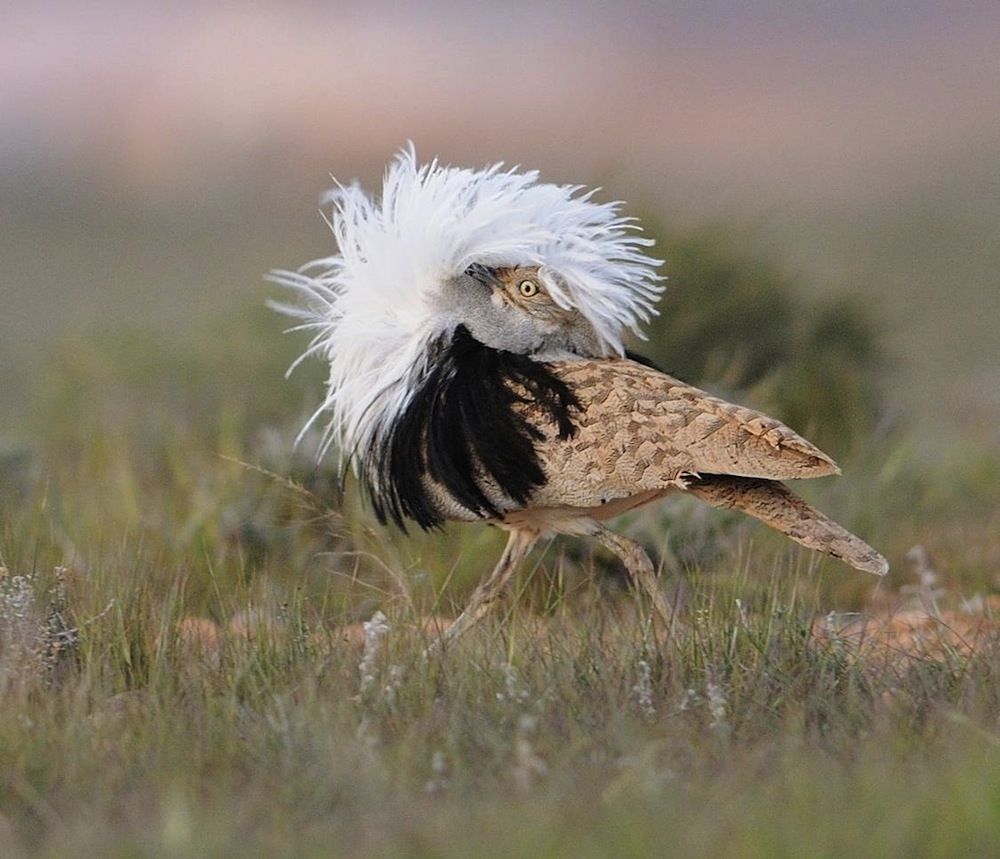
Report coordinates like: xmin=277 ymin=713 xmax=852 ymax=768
xmin=522 ymin=358 xmax=839 ymax=510
xmin=505 ymin=358 xmax=887 ymax=576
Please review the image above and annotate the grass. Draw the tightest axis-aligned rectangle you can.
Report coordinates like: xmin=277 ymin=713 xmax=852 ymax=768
xmin=1 ymin=297 xmax=999 ymax=857
xmin=4 ymin=558 xmax=1000 ymax=857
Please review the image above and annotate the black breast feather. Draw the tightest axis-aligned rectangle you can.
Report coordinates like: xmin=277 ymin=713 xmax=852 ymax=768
xmin=364 ymin=326 xmax=579 ymax=531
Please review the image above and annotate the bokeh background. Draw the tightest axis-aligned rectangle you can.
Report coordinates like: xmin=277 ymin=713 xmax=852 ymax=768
xmin=0 ymin=11 xmax=1000 ymax=859
xmin=3 ymin=8 xmax=1000 ymax=853
xmin=4 ymin=2 xmax=1000 ymax=440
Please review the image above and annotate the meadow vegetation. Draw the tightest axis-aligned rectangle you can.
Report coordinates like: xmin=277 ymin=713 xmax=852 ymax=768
xmin=1 ymin=226 xmax=999 ymax=857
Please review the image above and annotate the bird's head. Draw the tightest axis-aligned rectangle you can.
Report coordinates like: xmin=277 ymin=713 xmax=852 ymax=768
xmin=269 ymin=146 xmax=664 ymax=471
xmin=436 ymin=264 xmax=605 ymax=359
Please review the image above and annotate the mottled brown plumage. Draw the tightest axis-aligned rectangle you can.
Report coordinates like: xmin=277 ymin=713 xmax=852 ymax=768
xmin=438 ymin=357 xmax=887 ymax=645
xmin=527 ymin=359 xmax=839 ymax=502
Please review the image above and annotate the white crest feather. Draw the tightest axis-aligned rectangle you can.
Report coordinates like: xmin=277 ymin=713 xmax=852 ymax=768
xmin=269 ymin=146 xmax=664 ymax=466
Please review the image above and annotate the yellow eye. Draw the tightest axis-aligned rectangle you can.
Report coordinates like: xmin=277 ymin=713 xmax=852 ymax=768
xmin=518 ymin=280 xmax=539 ymax=298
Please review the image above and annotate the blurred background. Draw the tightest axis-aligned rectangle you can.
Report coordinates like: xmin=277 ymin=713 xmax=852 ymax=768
xmin=3 ymin=7 xmax=1000 ymax=850
xmin=3 ymin=1 xmax=999 ymax=442
xmin=1 ymin=1 xmax=998 ymax=599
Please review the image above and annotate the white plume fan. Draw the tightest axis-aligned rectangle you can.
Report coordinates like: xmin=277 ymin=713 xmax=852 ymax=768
xmin=269 ymin=145 xmax=664 ymax=467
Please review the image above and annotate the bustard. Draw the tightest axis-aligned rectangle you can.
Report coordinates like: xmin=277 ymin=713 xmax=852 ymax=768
xmin=271 ymin=148 xmax=887 ymax=645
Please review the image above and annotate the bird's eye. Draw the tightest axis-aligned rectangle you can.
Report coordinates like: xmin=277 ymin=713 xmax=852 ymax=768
xmin=518 ymin=280 xmax=539 ymax=298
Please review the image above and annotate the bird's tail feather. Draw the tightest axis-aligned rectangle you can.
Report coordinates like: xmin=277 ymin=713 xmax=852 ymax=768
xmin=687 ymin=475 xmax=889 ymax=576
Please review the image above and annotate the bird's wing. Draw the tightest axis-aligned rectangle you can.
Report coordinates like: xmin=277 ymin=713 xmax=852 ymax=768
xmin=521 ymin=358 xmax=839 ymax=509
xmin=512 ymin=359 xmax=887 ymax=577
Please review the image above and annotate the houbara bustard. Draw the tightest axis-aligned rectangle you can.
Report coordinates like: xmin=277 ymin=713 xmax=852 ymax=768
xmin=271 ymin=148 xmax=887 ymax=645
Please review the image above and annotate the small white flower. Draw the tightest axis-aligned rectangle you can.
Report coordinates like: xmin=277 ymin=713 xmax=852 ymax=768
xmin=383 ymin=663 xmax=405 ymax=712
xmin=676 ymin=687 xmax=699 ymax=713
xmin=631 ymin=659 xmax=656 ymax=722
xmin=511 ymin=714 xmax=547 ymax=792
xmin=706 ymin=674 xmax=729 ymax=735
xmin=424 ymin=749 xmax=450 ymax=795
xmin=500 ymin=663 xmax=531 ymax=705
xmin=358 ymin=611 xmax=390 ymax=700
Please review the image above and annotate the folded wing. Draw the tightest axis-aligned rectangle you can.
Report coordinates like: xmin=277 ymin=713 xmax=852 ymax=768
xmin=525 ymin=358 xmax=838 ymax=507
xmin=518 ymin=358 xmax=887 ymax=576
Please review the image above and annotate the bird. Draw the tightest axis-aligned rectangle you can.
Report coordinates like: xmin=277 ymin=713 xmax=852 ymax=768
xmin=270 ymin=147 xmax=888 ymax=645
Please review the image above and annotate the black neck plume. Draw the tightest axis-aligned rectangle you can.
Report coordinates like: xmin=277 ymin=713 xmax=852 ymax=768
xmin=364 ymin=326 xmax=579 ymax=531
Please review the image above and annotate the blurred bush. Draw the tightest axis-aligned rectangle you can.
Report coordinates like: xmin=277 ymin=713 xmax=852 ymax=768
xmin=637 ymin=224 xmax=889 ymax=457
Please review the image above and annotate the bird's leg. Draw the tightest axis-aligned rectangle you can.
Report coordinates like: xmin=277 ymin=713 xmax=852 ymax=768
xmin=589 ymin=524 xmax=672 ymax=632
xmin=434 ymin=528 xmax=539 ymax=649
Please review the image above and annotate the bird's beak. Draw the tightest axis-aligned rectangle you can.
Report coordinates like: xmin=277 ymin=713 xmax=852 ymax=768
xmin=465 ymin=264 xmax=499 ymax=292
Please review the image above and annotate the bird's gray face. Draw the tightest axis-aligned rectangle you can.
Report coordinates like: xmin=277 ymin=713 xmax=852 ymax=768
xmin=436 ymin=264 xmax=606 ymax=358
